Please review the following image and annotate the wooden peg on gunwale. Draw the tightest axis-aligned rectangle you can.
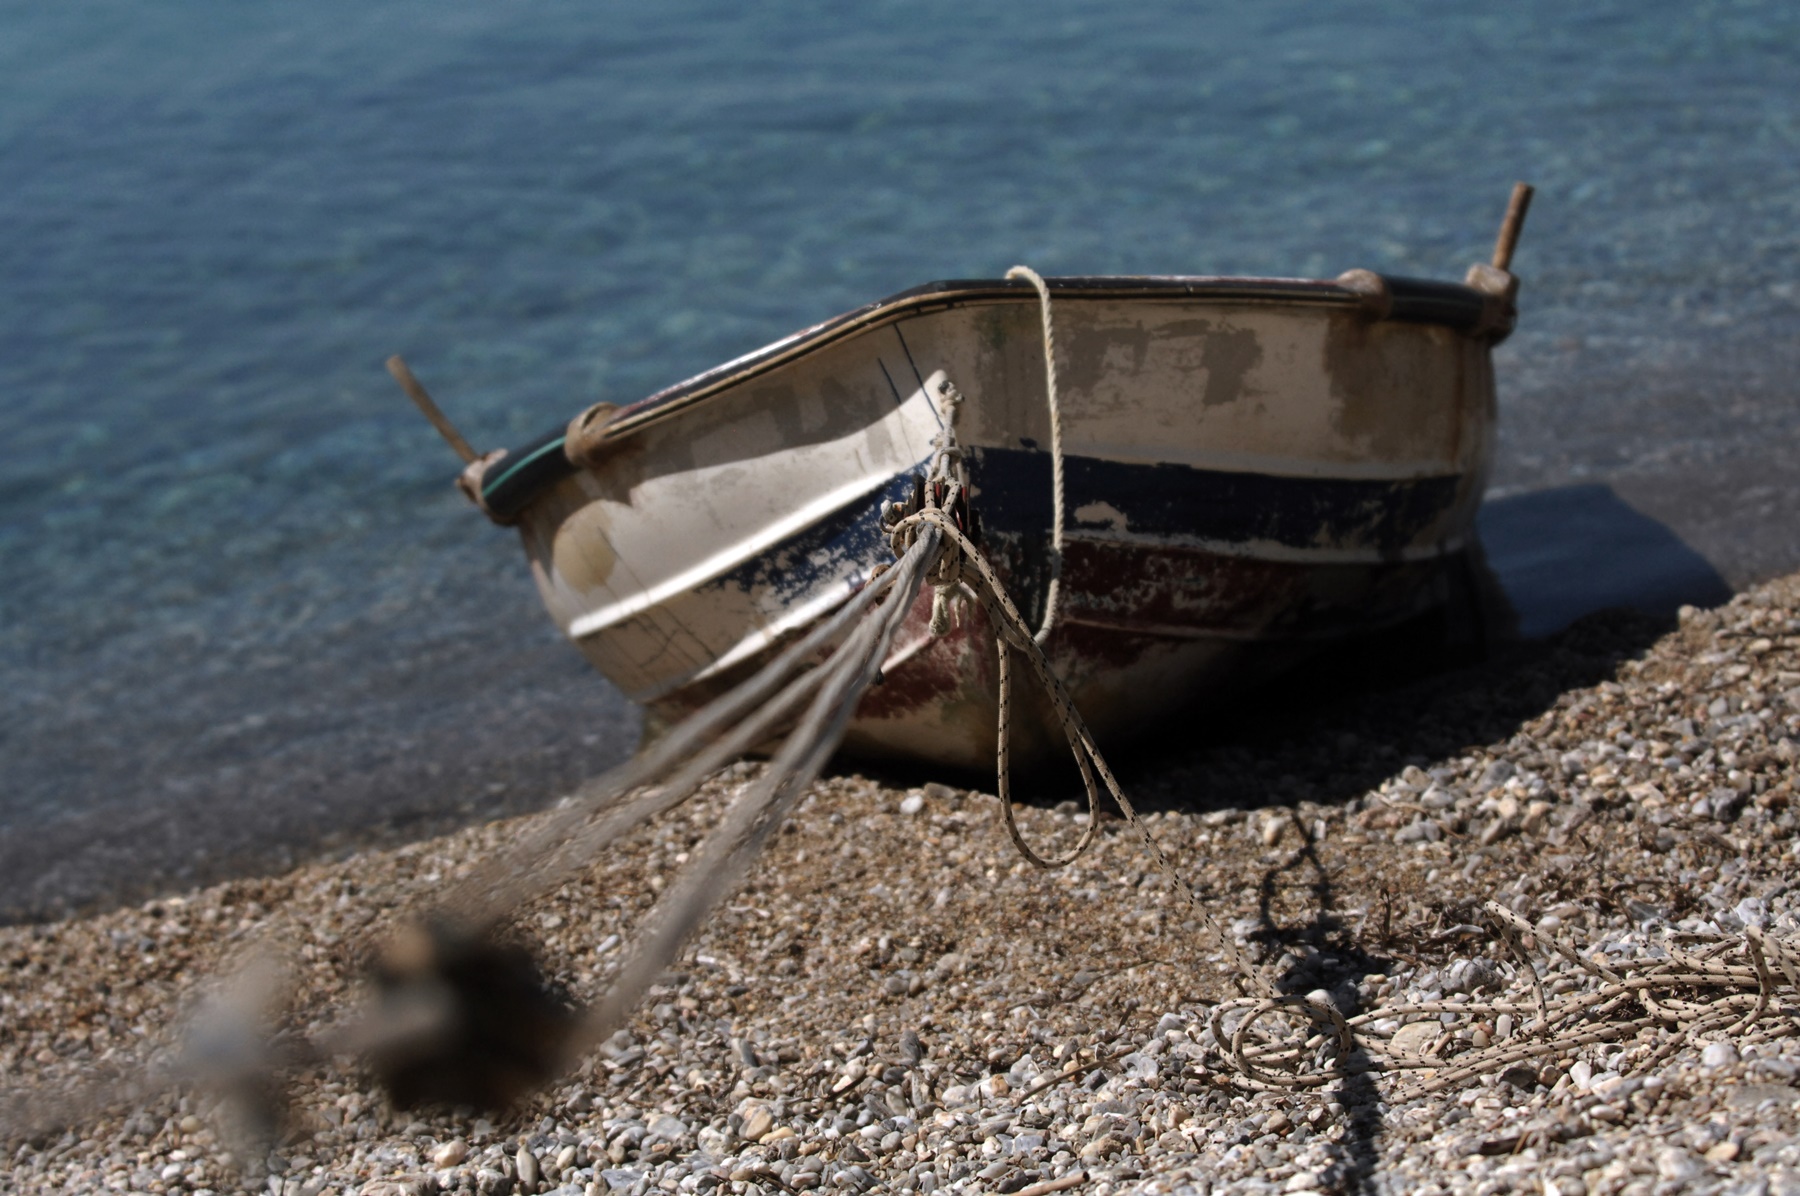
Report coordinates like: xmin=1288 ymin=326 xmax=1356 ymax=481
xmin=1490 ymin=182 xmax=1535 ymax=273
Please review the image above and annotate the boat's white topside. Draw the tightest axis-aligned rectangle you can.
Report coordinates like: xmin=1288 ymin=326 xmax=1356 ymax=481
xmin=502 ymin=276 xmax=1502 ymax=762
xmin=555 ymin=380 xmax=942 ymax=647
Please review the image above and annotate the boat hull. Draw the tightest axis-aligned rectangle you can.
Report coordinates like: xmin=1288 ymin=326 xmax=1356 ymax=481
xmin=504 ymin=275 xmax=1499 ymax=769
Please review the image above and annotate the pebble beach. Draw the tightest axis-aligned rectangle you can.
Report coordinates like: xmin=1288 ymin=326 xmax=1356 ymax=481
xmin=5 ymin=572 xmax=1799 ymax=1196
xmin=8 ymin=5 xmax=1800 ymax=1195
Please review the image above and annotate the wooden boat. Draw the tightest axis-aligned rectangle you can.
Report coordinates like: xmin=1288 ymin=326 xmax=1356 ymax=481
xmin=431 ymin=194 xmax=1530 ymax=771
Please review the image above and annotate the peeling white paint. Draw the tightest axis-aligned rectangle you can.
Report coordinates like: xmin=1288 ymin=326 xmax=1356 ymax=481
xmin=1073 ymin=500 xmax=1130 ymax=531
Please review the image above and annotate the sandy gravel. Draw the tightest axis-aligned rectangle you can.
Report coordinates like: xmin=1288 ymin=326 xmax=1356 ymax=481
xmin=4 ymin=573 xmax=1799 ymax=1196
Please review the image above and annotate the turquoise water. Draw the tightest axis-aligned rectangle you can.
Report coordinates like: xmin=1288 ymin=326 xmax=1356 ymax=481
xmin=3 ymin=1 xmax=1797 ymax=913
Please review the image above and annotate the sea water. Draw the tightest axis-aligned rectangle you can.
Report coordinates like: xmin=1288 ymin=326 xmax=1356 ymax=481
xmin=3 ymin=0 xmax=1796 ymax=914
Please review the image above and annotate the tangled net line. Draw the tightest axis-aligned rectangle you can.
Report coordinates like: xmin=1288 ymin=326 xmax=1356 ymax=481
xmin=1206 ymin=903 xmax=1800 ymax=1095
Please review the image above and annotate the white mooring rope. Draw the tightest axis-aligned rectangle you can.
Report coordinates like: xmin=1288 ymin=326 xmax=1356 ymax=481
xmin=1005 ymin=265 xmax=1067 ymax=646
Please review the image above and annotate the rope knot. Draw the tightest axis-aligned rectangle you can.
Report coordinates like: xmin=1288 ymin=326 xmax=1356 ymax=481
xmin=881 ymin=462 xmax=984 ymax=640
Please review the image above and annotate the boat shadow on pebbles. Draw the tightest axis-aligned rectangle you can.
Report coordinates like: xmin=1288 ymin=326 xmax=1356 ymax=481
xmin=1120 ymin=598 xmax=1681 ymax=816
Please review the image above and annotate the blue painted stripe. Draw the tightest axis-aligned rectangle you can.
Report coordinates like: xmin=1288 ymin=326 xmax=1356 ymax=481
xmin=686 ymin=452 xmax=1465 ymax=635
xmin=968 ymin=448 xmax=1463 ymax=555
xmin=696 ymin=473 xmax=917 ymax=606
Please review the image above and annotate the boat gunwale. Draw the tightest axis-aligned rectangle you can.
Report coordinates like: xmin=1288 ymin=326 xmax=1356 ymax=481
xmin=482 ymin=271 xmax=1494 ymax=520
xmin=603 ymin=273 xmax=1480 ymax=439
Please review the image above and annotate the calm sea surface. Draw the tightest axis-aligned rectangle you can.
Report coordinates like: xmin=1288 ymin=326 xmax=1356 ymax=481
xmin=3 ymin=1 xmax=1797 ymax=914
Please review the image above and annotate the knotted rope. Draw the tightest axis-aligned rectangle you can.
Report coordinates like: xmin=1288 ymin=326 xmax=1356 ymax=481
xmin=882 ymin=402 xmax=1273 ymax=996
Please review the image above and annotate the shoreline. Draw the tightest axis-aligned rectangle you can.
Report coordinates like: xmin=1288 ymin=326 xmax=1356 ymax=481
xmin=3 ymin=574 xmax=1797 ymax=1195
xmin=2 ymin=471 xmax=1783 ymax=929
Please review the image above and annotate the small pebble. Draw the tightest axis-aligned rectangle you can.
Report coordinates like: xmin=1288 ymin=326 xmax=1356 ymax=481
xmin=1390 ymin=1021 xmax=1439 ymax=1057
xmin=515 ymin=1144 xmax=540 ymax=1189
xmin=740 ymin=1105 xmax=775 ymax=1142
